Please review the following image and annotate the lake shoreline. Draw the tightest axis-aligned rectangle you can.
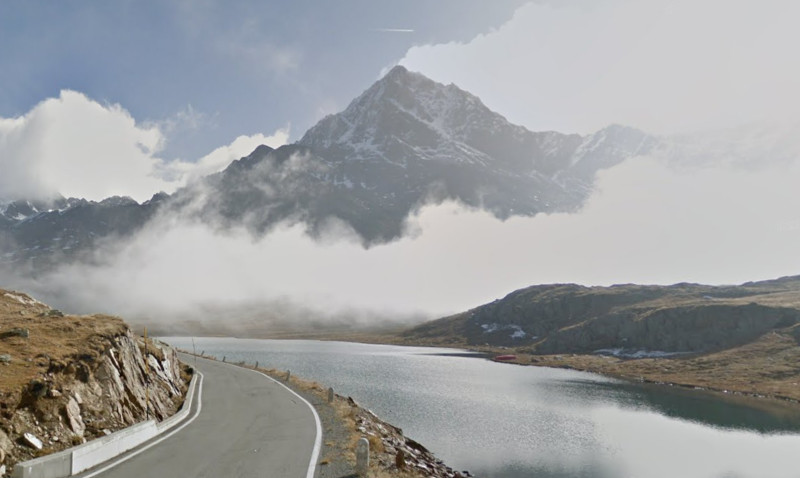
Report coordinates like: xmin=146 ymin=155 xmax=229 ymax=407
xmin=165 ymin=336 xmax=800 ymax=478
xmin=178 ymin=350 xmax=474 ymax=478
xmin=240 ymin=329 xmax=800 ymax=411
xmin=470 ymin=332 xmax=800 ymax=408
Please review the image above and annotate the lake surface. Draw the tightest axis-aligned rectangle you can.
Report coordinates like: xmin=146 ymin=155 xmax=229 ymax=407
xmin=163 ymin=337 xmax=800 ymax=478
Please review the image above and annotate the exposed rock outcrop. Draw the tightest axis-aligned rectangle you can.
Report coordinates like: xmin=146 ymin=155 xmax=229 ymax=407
xmin=0 ymin=289 xmax=190 ymax=473
xmin=347 ymin=397 xmax=473 ymax=478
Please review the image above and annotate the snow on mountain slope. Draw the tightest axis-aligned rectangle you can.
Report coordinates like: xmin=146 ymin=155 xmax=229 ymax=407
xmin=1 ymin=67 xmax=684 ymax=267
xmin=299 ymin=65 xmax=591 ymax=176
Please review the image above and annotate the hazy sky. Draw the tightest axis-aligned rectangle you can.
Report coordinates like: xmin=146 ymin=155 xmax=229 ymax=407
xmin=0 ymin=0 xmax=524 ymax=196
xmin=2 ymin=0 xmax=798 ymax=201
xmin=2 ymin=1 xmax=799 ymax=322
xmin=400 ymin=0 xmax=800 ymax=135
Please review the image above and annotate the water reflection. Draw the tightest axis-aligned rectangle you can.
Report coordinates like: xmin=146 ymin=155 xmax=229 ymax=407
xmin=549 ymin=379 xmax=800 ymax=433
xmin=163 ymin=338 xmax=800 ymax=478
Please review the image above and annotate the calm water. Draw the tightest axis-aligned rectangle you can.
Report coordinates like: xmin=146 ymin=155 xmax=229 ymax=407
xmin=163 ymin=337 xmax=800 ymax=478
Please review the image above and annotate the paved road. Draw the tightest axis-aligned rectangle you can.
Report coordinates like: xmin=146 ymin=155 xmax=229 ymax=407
xmin=79 ymin=354 xmax=320 ymax=478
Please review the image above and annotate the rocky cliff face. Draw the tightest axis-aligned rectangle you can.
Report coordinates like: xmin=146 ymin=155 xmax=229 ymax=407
xmin=0 ymin=290 xmax=190 ymax=474
xmin=404 ymin=276 xmax=800 ymax=355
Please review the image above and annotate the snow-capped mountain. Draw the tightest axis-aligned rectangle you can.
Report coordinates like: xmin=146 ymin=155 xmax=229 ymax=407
xmin=1 ymin=66 xmax=658 ymax=269
xmin=299 ymin=65 xmax=575 ymax=172
xmin=184 ymin=66 xmax=655 ymax=242
xmin=298 ymin=66 xmax=656 ymax=203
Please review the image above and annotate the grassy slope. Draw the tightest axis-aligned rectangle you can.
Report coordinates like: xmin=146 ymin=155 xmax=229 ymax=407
xmin=469 ymin=332 xmax=800 ymax=402
xmin=0 ymin=289 xmax=190 ymax=470
xmin=0 ymin=290 xmax=127 ymax=393
xmin=390 ymin=277 xmax=800 ymax=402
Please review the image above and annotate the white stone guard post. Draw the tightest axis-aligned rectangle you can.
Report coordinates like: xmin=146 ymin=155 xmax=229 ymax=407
xmin=356 ymin=436 xmax=369 ymax=477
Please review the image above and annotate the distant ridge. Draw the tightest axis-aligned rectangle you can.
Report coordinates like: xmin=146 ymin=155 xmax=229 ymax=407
xmin=402 ymin=275 xmax=800 ymax=353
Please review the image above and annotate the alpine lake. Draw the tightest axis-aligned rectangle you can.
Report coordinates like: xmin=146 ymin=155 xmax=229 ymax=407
xmin=163 ymin=338 xmax=800 ymax=478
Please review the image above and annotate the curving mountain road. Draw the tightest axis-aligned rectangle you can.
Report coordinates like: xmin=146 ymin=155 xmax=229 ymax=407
xmin=77 ymin=354 xmax=321 ymax=478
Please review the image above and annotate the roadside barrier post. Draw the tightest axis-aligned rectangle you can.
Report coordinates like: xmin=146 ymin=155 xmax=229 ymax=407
xmin=356 ymin=437 xmax=369 ymax=476
xmin=191 ymin=337 xmax=197 ymax=369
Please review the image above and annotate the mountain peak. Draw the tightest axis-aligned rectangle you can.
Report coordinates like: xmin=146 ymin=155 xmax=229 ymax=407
xmin=297 ymin=66 xmax=509 ymax=159
xmin=374 ymin=65 xmax=473 ymax=104
xmin=383 ymin=64 xmax=409 ymax=79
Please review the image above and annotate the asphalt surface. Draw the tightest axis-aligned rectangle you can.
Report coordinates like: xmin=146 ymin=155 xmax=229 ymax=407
xmin=79 ymin=354 xmax=320 ymax=478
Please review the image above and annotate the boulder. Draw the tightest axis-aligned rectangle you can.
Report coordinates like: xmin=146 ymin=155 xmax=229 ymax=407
xmin=0 ymin=428 xmax=12 ymax=456
xmin=22 ymin=433 xmax=43 ymax=450
xmin=0 ymin=327 xmax=28 ymax=339
xmin=65 ymin=397 xmax=85 ymax=436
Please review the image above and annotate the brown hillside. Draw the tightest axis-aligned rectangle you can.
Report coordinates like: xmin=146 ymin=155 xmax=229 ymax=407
xmin=0 ymin=289 xmax=189 ymax=472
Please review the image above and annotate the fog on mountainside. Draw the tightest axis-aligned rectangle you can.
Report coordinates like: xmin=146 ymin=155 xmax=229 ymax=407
xmin=1 ymin=68 xmax=799 ymax=333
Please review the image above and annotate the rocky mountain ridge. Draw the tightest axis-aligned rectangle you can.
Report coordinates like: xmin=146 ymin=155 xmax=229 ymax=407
xmin=403 ymin=275 xmax=800 ymax=355
xmin=0 ymin=289 xmax=190 ymax=474
xmin=1 ymin=66 xmax=657 ymax=268
xmin=0 ymin=194 xmax=167 ymax=271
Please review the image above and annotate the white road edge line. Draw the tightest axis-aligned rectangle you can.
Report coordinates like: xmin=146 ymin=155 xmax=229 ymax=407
xmin=79 ymin=371 xmax=205 ymax=478
xmin=248 ymin=368 xmax=323 ymax=478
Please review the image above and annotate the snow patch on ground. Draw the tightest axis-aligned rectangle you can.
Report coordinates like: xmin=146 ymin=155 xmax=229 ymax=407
xmin=481 ymin=323 xmax=528 ymax=340
xmin=593 ymin=348 xmax=689 ymax=359
xmin=3 ymin=292 xmax=42 ymax=306
xmin=510 ymin=326 xmax=527 ymax=339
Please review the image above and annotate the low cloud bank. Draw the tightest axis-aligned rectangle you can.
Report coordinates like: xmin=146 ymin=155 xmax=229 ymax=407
xmin=9 ymin=148 xmax=800 ymax=332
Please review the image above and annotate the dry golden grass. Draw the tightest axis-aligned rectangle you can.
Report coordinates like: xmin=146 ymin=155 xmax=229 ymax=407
xmin=0 ymin=289 xmax=128 ymax=392
xmin=367 ymin=434 xmax=385 ymax=454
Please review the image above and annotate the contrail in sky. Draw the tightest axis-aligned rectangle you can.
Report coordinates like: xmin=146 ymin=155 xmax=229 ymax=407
xmin=372 ymin=28 xmax=415 ymax=33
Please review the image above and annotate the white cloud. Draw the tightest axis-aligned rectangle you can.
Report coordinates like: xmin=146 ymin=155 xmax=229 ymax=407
xmin=149 ymin=104 xmax=212 ymax=139
xmin=0 ymin=91 xmax=288 ymax=202
xmin=167 ymin=127 xmax=290 ymax=183
xmin=399 ymin=0 xmax=800 ymax=135
xmin=19 ymin=148 xmax=800 ymax=324
xmin=0 ymin=90 xmax=168 ymax=202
